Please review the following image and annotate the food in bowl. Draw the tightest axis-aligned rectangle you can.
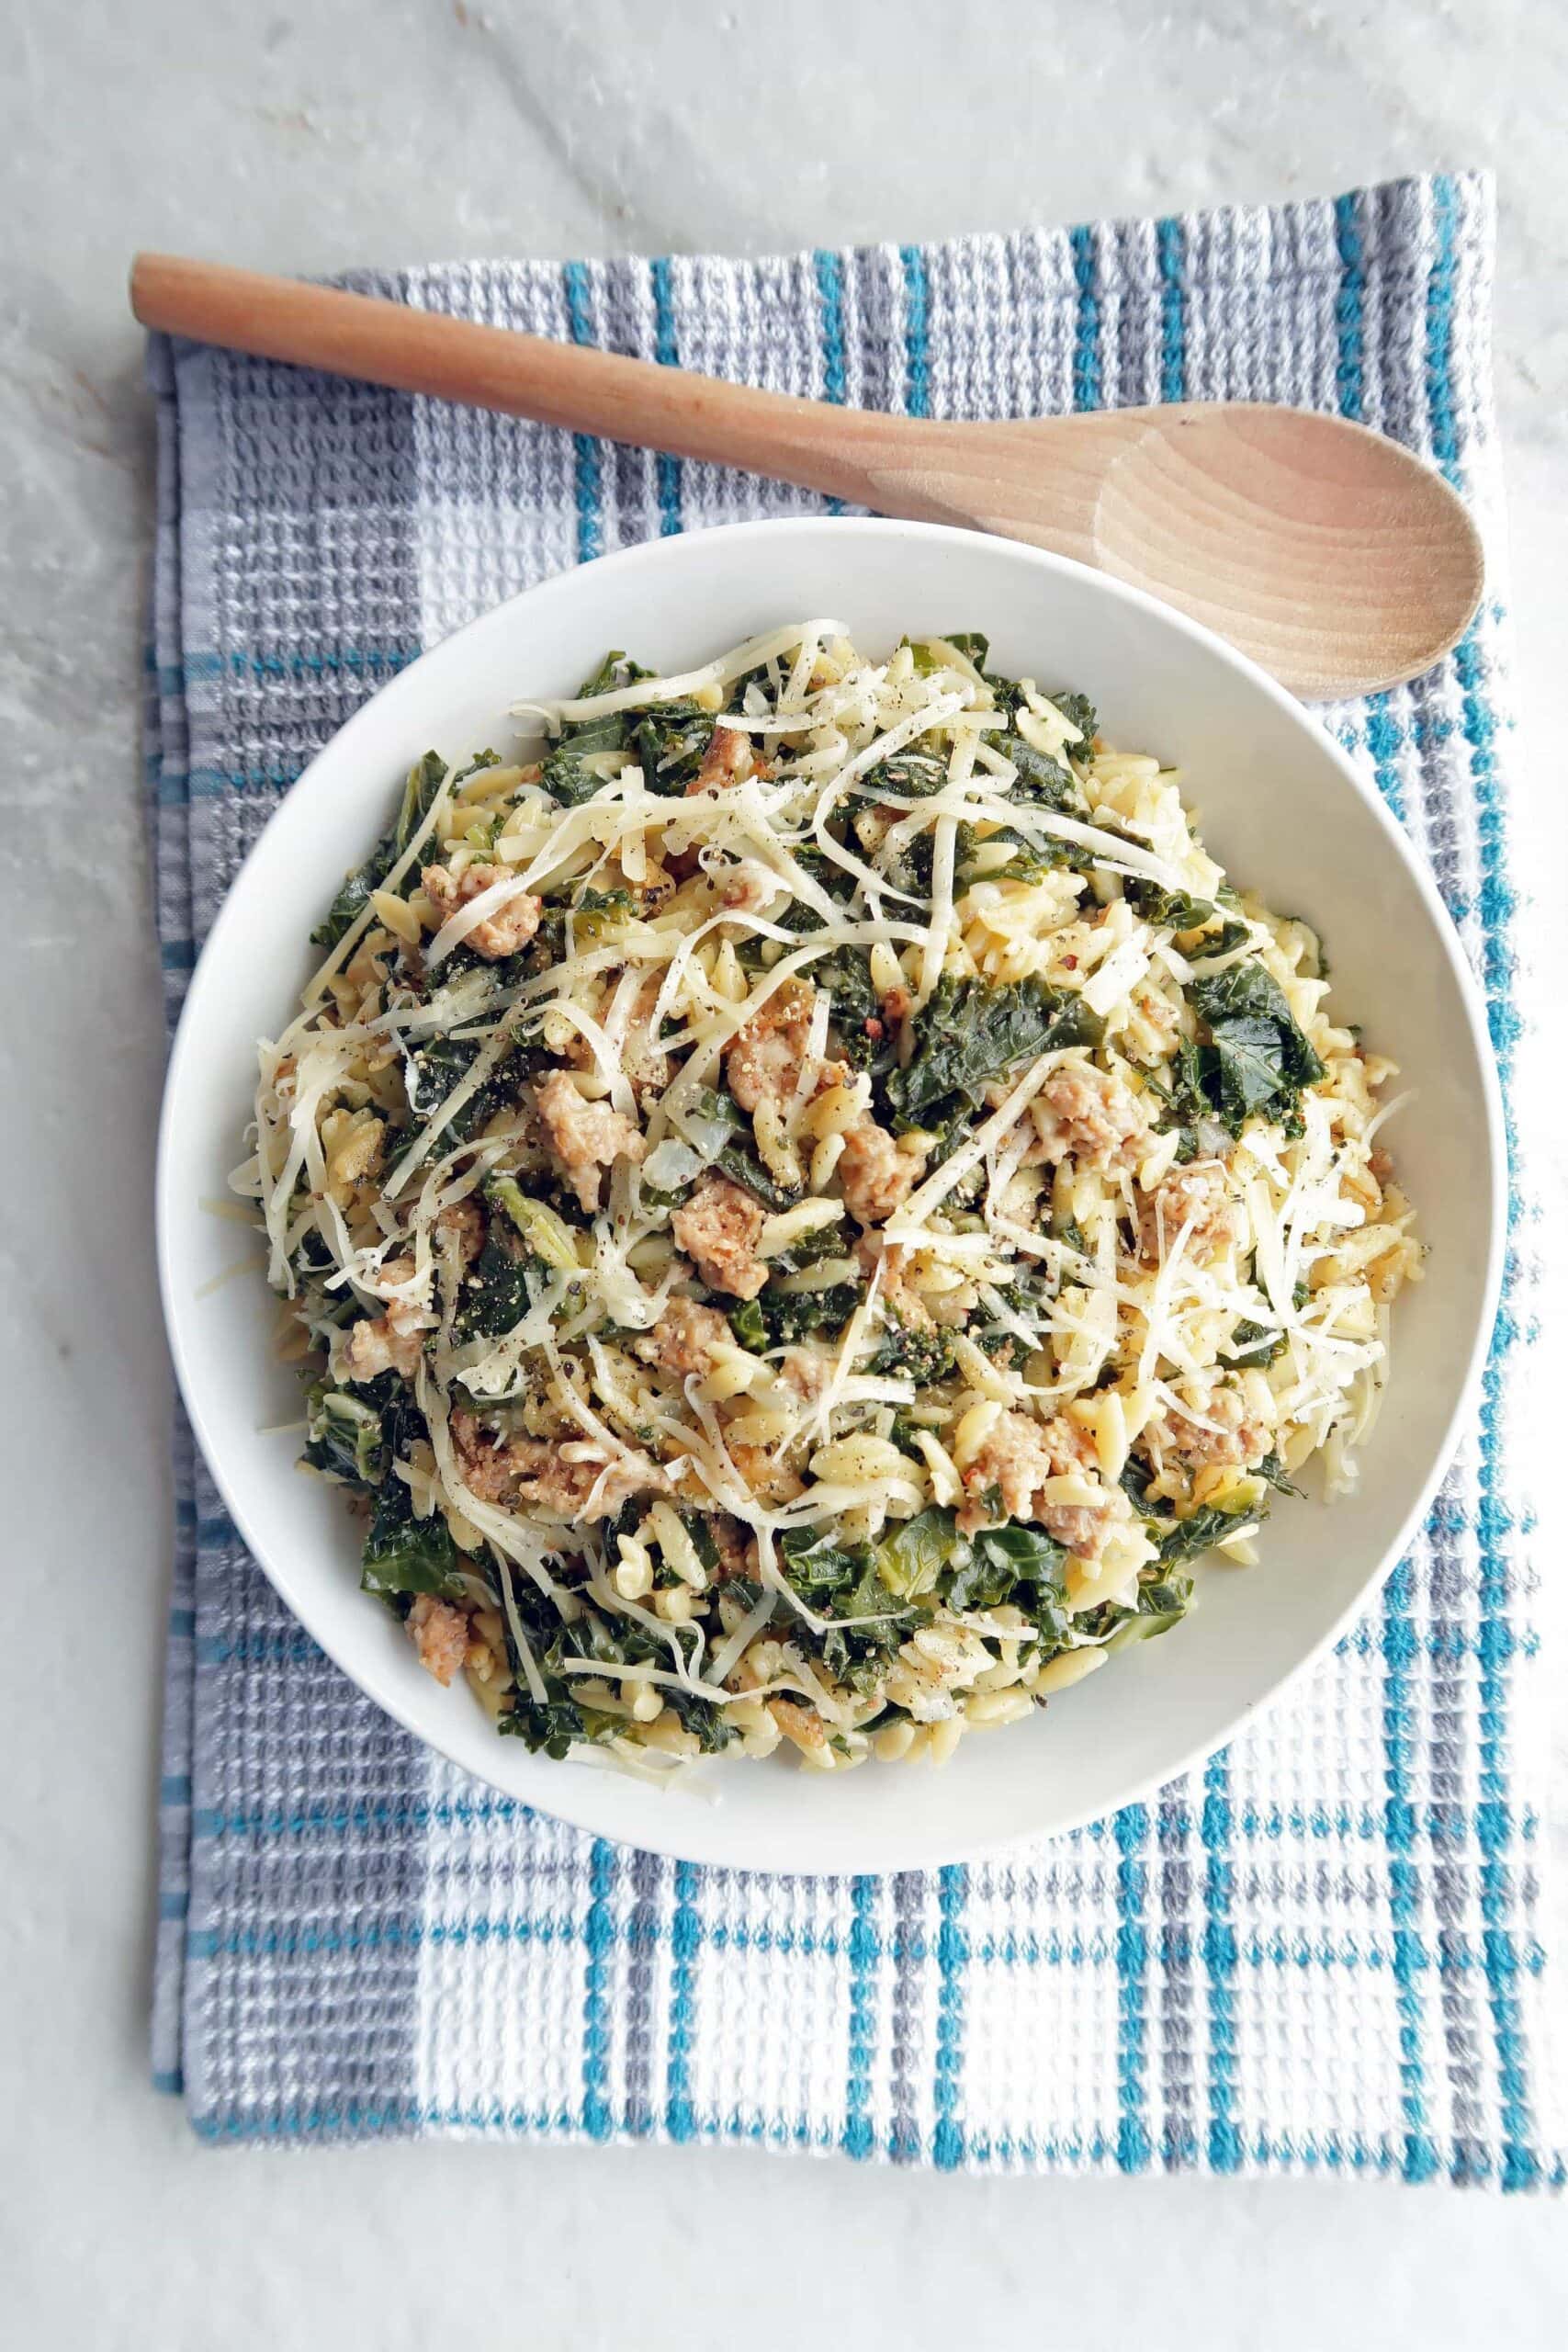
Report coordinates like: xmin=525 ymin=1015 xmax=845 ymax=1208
xmin=236 ymin=620 xmax=1421 ymax=1777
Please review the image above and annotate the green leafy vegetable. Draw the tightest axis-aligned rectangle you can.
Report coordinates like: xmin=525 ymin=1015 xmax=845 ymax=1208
xmin=1220 ymin=1317 xmax=1286 ymax=1369
xmin=404 ymin=1033 xmax=516 ymax=1155
xmin=875 ymin=1506 xmax=953 ymax=1600
xmin=310 ymin=750 xmax=454 ymax=948
xmin=683 ymin=1085 xmax=801 ymax=1210
xmin=457 ymin=1229 xmax=537 ymax=1340
xmin=862 ymin=750 xmax=951 ymax=799
xmin=730 ymin=1281 xmax=863 ymax=1349
xmin=867 ymin=1314 xmax=954 ymax=1384
xmin=539 ymin=650 xmax=655 ymax=805
xmin=1187 ymin=960 xmax=1325 ymax=1132
xmin=633 ymin=699 xmax=717 ymax=794
xmin=995 ymin=730 xmax=1080 ymax=811
xmin=1108 ymin=1570 xmax=1194 ymax=1645
xmin=945 ymin=1521 xmax=1068 ymax=1615
xmin=886 ymin=974 xmax=1102 ymax=1127
xmin=302 ymin=1381 xmax=386 ymax=1487
xmin=1047 ymin=690 xmax=1098 ymax=757
xmin=359 ymin=1479 xmax=462 ymax=1600
xmin=1152 ymin=1505 xmax=1254 ymax=1566
xmin=484 ymin=1174 xmax=581 ymax=1272
xmin=809 ymin=944 xmax=883 ymax=1067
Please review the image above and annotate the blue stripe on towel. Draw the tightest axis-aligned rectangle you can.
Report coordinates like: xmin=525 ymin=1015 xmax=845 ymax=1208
xmin=562 ymin=261 xmax=605 ymax=560
xmin=649 ymin=258 xmax=684 ymax=536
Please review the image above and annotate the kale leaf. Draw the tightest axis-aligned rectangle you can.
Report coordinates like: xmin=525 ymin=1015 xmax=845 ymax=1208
xmin=1220 ymin=1317 xmax=1287 ymax=1369
xmin=539 ymin=650 xmax=655 ymax=805
xmin=996 ymin=731 xmax=1081 ymax=811
xmin=359 ymin=1477 xmax=462 ymax=1600
xmin=1187 ymin=960 xmax=1325 ymax=1132
xmin=457 ymin=1228 xmax=536 ymax=1340
xmin=633 ymin=699 xmax=717 ymax=794
xmin=683 ymin=1084 xmax=802 ymax=1210
xmin=861 ymin=750 xmax=951 ymax=800
xmin=1047 ymin=690 xmax=1098 ymax=758
xmin=868 ymin=1314 xmax=954 ymax=1385
xmin=809 ymin=944 xmax=884 ymax=1068
xmin=310 ymin=750 xmax=454 ymax=948
xmin=729 ymin=1281 xmax=863 ymax=1351
xmin=302 ymin=1380 xmax=386 ymax=1487
xmin=404 ymin=1032 xmax=516 ymax=1154
xmin=885 ymin=973 xmax=1102 ymax=1127
xmin=944 ymin=1521 xmax=1068 ymax=1616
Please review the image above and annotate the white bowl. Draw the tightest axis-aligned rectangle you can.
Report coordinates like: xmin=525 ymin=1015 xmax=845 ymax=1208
xmin=158 ymin=517 xmax=1505 ymax=1875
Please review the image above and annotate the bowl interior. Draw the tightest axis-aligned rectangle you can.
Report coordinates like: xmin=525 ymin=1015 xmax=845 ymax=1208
xmin=158 ymin=519 xmax=1503 ymax=1874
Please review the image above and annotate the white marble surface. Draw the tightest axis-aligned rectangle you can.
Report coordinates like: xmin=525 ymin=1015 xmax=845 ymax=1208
xmin=4 ymin=1 xmax=1566 ymax=2343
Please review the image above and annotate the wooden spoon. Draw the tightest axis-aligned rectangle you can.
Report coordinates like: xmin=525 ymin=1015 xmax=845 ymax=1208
xmin=130 ymin=251 xmax=1483 ymax=698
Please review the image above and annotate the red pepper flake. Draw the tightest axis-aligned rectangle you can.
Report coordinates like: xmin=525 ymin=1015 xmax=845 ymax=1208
xmin=1063 ymin=955 xmax=1078 ymax=969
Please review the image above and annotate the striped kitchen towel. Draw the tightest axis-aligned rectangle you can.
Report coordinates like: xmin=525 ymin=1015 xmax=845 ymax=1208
xmin=147 ymin=169 xmax=1567 ymax=2181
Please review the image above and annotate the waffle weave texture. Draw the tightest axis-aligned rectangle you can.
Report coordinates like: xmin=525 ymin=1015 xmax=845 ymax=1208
xmin=147 ymin=169 xmax=1565 ymax=2182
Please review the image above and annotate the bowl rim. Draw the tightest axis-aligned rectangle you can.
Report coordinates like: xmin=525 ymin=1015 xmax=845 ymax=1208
xmin=156 ymin=514 xmax=1507 ymax=1872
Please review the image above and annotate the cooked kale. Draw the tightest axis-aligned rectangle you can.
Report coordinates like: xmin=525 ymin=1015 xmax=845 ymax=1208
xmin=995 ymin=730 xmax=1081 ymax=811
xmin=953 ymin=824 xmax=1084 ymax=887
xmin=633 ymin=698 xmax=717 ymax=794
xmin=404 ymin=1032 xmax=516 ymax=1154
xmin=1257 ymin=1451 xmax=1303 ymax=1496
xmin=885 ymin=973 xmax=1102 ymax=1128
xmin=874 ymin=1506 xmax=955 ymax=1599
xmin=1186 ymin=960 xmax=1325 ymax=1132
xmin=810 ymin=944 xmax=884 ymax=1068
xmin=1152 ymin=1504 xmax=1257 ymax=1566
xmin=943 ymin=1520 xmax=1068 ymax=1617
xmin=779 ymin=1526 xmax=871 ymax=1603
xmin=1047 ymin=689 xmax=1099 ymax=756
xmin=868 ymin=1314 xmax=954 ymax=1384
xmin=1220 ymin=1317 xmax=1287 ymax=1368
xmin=539 ymin=650 xmax=655 ymax=805
xmin=359 ymin=1475 xmax=462 ymax=1600
xmin=1099 ymin=1569 xmax=1196 ymax=1645
xmin=728 ymin=1280 xmax=863 ymax=1351
xmin=682 ymin=1084 xmax=802 ymax=1210
xmin=302 ymin=1380 xmax=386 ymax=1487
xmin=457 ymin=1228 xmax=536 ymax=1340
xmin=861 ymin=749 xmax=951 ymax=799
xmin=310 ymin=749 xmax=472 ymax=947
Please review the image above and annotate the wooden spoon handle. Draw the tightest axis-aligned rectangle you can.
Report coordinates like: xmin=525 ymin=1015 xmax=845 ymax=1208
xmin=130 ymin=251 xmax=922 ymax=511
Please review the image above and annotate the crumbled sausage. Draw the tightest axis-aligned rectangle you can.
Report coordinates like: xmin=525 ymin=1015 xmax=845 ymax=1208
xmin=709 ymin=1513 xmax=756 ymax=1585
xmin=407 ymin=1593 xmax=469 ymax=1688
xmin=689 ymin=726 xmax=756 ymax=794
xmin=728 ymin=1442 xmax=807 ymax=1506
xmin=450 ymin=1408 xmax=666 ymax=1520
xmin=337 ymin=1254 xmax=434 ymax=1381
xmin=671 ymin=1174 xmax=768 ymax=1299
xmin=956 ymin=1408 xmax=1131 ymax=1558
xmin=1020 ymin=1061 xmax=1150 ymax=1170
xmin=726 ymin=985 xmax=815 ymax=1116
xmin=767 ymin=1695 xmax=828 ymax=1750
xmin=1153 ymin=1384 xmax=1269 ymax=1470
xmin=434 ymin=1197 xmax=486 ymax=1269
xmin=837 ymin=1115 xmax=926 ymax=1227
xmin=633 ymin=1296 xmax=733 ymax=1378
xmin=1137 ymin=1161 xmax=1240 ymax=1267
xmin=422 ymin=862 xmax=544 ymax=959
xmin=534 ymin=1069 xmax=647 ymax=1214
xmin=340 ymin=1314 xmax=425 ymax=1381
